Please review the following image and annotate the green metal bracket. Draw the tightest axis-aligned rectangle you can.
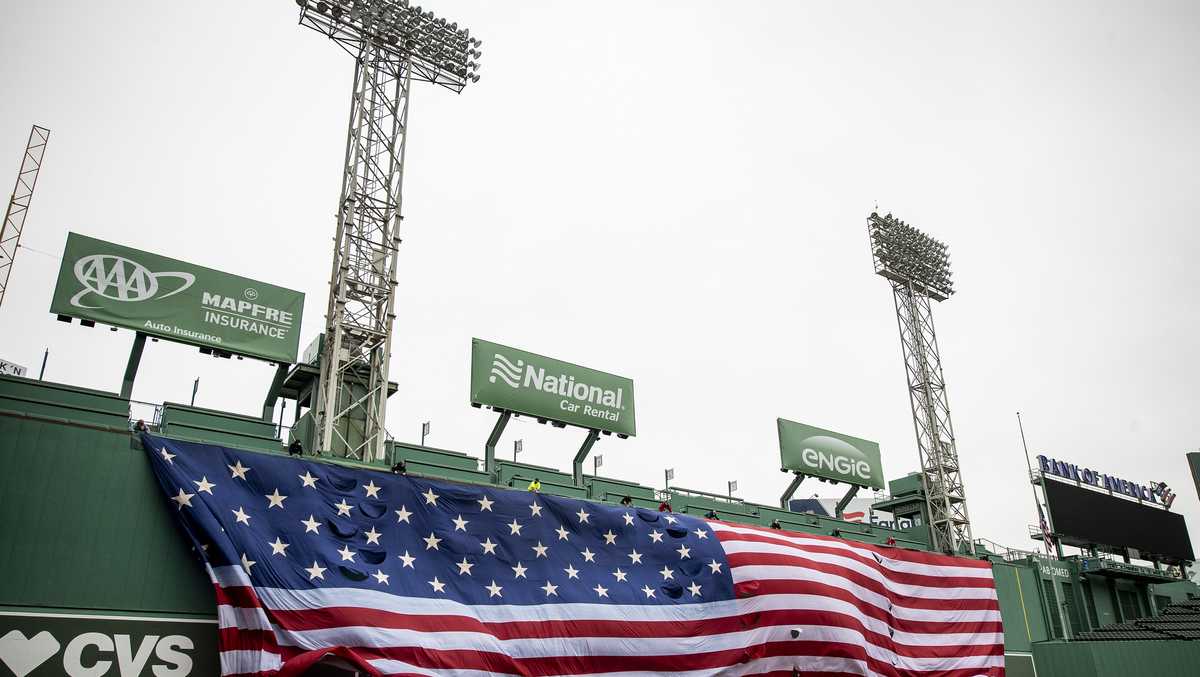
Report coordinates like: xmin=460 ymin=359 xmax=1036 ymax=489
xmin=780 ymin=471 xmax=806 ymax=509
xmin=261 ymin=363 xmax=290 ymax=422
xmin=119 ymin=332 xmax=147 ymax=400
xmin=835 ymin=484 xmax=860 ymax=520
xmin=484 ymin=410 xmax=511 ymax=479
xmin=572 ymin=429 xmax=601 ymax=487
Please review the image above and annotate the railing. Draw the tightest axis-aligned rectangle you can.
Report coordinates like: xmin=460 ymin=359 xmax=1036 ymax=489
xmin=128 ymin=400 xmax=163 ymax=431
xmin=975 ymin=536 xmax=1041 ymax=562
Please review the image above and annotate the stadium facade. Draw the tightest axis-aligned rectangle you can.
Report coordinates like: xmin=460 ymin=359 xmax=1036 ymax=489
xmin=0 ymin=366 xmax=1196 ymax=676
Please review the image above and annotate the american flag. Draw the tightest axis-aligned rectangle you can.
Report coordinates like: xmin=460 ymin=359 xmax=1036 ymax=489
xmin=144 ymin=434 xmax=1005 ymax=676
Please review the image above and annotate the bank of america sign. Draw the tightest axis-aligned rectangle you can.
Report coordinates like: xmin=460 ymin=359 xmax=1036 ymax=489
xmin=470 ymin=338 xmax=635 ymax=437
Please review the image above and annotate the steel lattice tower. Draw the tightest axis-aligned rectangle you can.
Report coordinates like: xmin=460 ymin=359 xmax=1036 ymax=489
xmin=0 ymin=125 xmax=50 ymax=310
xmin=294 ymin=1 xmax=481 ymax=460
xmin=868 ymin=212 xmax=973 ymax=554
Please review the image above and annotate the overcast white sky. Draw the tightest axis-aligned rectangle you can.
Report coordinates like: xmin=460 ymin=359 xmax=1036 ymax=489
xmin=2 ymin=1 xmax=1198 ymax=555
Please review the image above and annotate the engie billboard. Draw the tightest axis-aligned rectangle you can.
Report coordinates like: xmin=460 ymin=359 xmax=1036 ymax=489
xmin=470 ymin=338 xmax=636 ymax=437
xmin=777 ymin=418 xmax=885 ymax=490
xmin=50 ymin=233 xmax=304 ymax=364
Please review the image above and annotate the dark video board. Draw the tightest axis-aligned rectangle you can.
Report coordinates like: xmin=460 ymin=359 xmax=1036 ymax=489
xmin=1044 ymin=478 xmax=1194 ymax=562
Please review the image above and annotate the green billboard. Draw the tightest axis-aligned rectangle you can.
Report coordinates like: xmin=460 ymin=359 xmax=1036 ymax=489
xmin=50 ymin=233 xmax=304 ymax=363
xmin=777 ymin=418 xmax=885 ymax=489
xmin=0 ymin=610 xmax=218 ymax=676
xmin=470 ymin=338 xmax=636 ymax=436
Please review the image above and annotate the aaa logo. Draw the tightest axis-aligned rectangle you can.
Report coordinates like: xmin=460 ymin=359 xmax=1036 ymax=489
xmin=70 ymin=254 xmax=194 ymax=309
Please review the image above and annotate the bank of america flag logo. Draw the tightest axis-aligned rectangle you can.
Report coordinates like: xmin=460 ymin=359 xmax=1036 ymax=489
xmin=144 ymin=433 xmax=1005 ymax=676
xmin=489 ymin=352 xmax=522 ymax=388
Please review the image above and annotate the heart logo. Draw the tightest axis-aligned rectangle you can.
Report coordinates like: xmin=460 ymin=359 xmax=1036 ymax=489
xmin=0 ymin=631 xmax=60 ymax=677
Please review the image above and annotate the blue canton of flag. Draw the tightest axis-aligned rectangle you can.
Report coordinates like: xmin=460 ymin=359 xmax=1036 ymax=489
xmin=143 ymin=434 xmax=734 ymax=675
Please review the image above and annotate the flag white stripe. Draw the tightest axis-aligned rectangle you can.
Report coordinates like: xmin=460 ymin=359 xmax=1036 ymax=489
xmin=210 ymin=569 xmax=1001 ymax=626
xmin=271 ymin=621 xmax=1004 ymax=671
xmin=218 ymin=648 xmax=281 ymax=675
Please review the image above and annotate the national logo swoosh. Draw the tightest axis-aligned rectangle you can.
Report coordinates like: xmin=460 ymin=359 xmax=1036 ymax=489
xmin=489 ymin=353 xmax=522 ymax=388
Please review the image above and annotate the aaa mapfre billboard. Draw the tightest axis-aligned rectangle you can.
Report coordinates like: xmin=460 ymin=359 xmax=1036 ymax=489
xmin=470 ymin=338 xmax=636 ymax=436
xmin=50 ymin=233 xmax=304 ymax=363
xmin=777 ymin=418 xmax=885 ymax=490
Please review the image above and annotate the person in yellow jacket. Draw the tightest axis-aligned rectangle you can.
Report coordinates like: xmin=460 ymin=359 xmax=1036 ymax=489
xmin=527 ymin=477 xmax=542 ymax=492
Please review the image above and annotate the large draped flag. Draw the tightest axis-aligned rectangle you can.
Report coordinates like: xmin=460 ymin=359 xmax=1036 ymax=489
xmin=143 ymin=434 xmax=1005 ymax=676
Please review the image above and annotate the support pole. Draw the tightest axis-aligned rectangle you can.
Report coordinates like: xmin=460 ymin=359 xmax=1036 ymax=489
xmin=780 ymin=472 xmax=806 ymax=509
xmin=573 ymin=429 xmax=601 ymax=487
xmin=120 ymin=332 xmax=147 ymax=400
xmin=484 ymin=410 xmax=511 ymax=478
xmin=835 ymin=484 xmax=860 ymax=520
xmin=262 ymin=363 xmax=290 ymax=421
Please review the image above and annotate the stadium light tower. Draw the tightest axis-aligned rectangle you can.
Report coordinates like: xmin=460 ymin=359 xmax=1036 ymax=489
xmin=868 ymin=211 xmax=973 ymax=555
xmin=292 ymin=0 xmax=482 ymax=460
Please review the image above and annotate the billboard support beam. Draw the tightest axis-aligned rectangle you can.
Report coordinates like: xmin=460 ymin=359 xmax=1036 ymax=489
xmin=780 ymin=472 xmax=806 ymax=509
xmin=572 ymin=429 xmax=601 ymax=487
xmin=120 ymin=332 xmax=147 ymax=400
xmin=261 ymin=363 xmax=290 ymax=422
xmin=835 ymin=484 xmax=860 ymax=520
xmin=484 ymin=410 xmax=511 ymax=478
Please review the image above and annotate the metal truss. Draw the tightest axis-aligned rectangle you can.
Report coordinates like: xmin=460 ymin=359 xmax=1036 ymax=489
xmin=0 ymin=125 xmax=50 ymax=310
xmin=890 ymin=280 xmax=974 ymax=554
xmin=313 ymin=42 xmax=410 ymax=461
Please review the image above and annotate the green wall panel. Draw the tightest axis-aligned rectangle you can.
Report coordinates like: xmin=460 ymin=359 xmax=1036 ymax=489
xmin=0 ymin=414 xmax=213 ymax=616
xmin=993 ymin=563 xmax=1049 ymax=652
xmin=1033 ymin=640 xmax=1200 ymax=676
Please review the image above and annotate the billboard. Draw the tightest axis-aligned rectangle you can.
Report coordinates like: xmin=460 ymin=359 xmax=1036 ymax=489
xmin=1043 ymin=477 xmax=1194 ymax=562
xmin=50 ymin=233 xmax=304 ymax=363
xmin=777 ymin=418 xmax=884 ymax=490
xmin=0 ymin=358 xmax=27 ymax=377
xmin=0 ymin=610 xmax=217 ymax=676
xmin=470 ymin=338 xmax=636 ymax=436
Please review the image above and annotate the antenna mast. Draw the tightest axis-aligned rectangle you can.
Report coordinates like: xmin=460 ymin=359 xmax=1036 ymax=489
xmin=0 ymin=125 xmax=50 ymax=310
